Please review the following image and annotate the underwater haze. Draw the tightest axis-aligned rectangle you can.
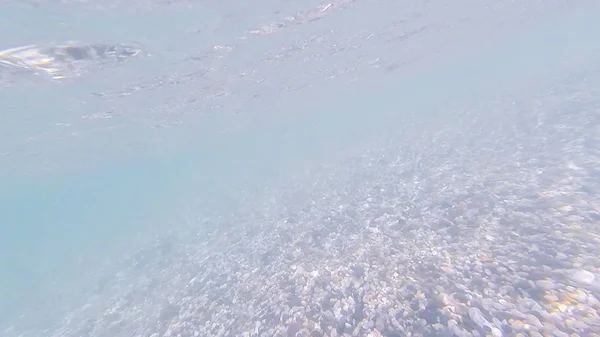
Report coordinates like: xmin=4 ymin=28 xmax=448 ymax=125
xmin=1 ymin=1 xmax=600 ymax=336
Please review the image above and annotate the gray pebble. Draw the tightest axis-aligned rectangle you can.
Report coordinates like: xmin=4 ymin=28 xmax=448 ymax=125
xmin=588 ymin=295 xmax=600 ymax=307
xmin=375 ymin=317 xmax=386 ymax=332
xmin=570 ymin=319 xmax=589 ymax=330
xmin=390 ymin=318 xmax=404 ymax=332
xmin=544 ymin=293 xmax=559 ymax=302
xmin=526 ymin=314 xmax=542 ymax=329
xmin=468 ymin=307 xmax=491 ymax=329
xmin=535 ymin=279 xmax=555 ymax=291
xmin=480 ymin=298 xmax=493 ymax=311
xmin=551 ymin=330 xmax=570 ymax=337
xmin=508 ymin=309 xmax=528 ymax=320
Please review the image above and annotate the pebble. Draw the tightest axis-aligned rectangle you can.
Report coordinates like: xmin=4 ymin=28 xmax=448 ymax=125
xmin=543 ymin=293 xmax=559 ymax=302
xmin=550 ymin=330 xmax=569 ymax=337
xmin=588 ymin=295 xmax=600 ymax=307
xmin=571 ymin=289 xmax=587 ymax=303
xmin=570 ymin=269 xmax=595 ymax=285
xmin=490 ymin=327 xmax=502 ymax=337
xmin=255 ymin=321 xmax=262 ymax=334
xmin=375 ymin=317 xmax=386 ymax=332
xmin=510 ymin=319 xmax=524 ymax=330
xmin=525 ymin=314 xmax=542 ymax=329
xmin=535 ymin=279 xmax=555 ymax=291
xmin=480 ymin=298 xmax=493 ymax=311
xmin=468 ymin=307 xmax=491 ymax=329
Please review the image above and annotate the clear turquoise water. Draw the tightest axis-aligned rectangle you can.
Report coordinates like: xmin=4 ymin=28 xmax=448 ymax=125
xmin=1 ymin=0 xmax=599 ymax=332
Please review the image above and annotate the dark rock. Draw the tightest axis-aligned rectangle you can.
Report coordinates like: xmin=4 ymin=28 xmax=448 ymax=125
xmin=432 ymin=219 xmax=453 ymax=230
xmin=353 ymin=295 xmax=365 ymax=323
xmin=417 ymin=307 xmax=440 ymax=324
xmin=260 ymin=250 xmax=276 ymax=265
xmin=288 ymin=292 xmax=303 ymax=307
xmin=159 ymin=302 xmax=179 ymax=322
xmin=447 ymin=225 xmax=462 ymax=238
xmin=321 ymin=293 xmax=334 ymax=310
xmin=336 ymin=317 xmax=346 ymax=334
xmin=287 ymin=322 xmax=301 ymax=337
xmin=309 ymin=330 xmax=323 ymax=337
xmin=351 ymin=265 xmax=366 ymax=278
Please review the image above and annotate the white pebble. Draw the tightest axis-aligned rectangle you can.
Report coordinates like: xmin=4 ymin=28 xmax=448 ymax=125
xmin=570 ymin=269 xmax=595 ymax=285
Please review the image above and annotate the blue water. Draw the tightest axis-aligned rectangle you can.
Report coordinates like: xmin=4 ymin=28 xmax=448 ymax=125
xmin=1 ymin=0 xmax=599 ymax=333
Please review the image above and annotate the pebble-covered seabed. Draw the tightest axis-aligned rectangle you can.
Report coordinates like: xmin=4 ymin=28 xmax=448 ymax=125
xmin=4 ymin=1 xmax=600 ymax=337
xmin=12 ymin=65 xmax=600 ymax=330
xmin=31 ymin=71 xmax=600 ymax=337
